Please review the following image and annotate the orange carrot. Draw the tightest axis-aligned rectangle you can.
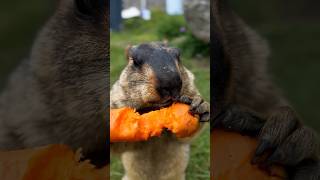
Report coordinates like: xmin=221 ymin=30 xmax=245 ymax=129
xmin=211 ymin=130 xmax=287 ymax=180
xmin=0 ymin=145 xmax=108 ymax=180
xmin=110 ymin=103 xmax=199 ymax=142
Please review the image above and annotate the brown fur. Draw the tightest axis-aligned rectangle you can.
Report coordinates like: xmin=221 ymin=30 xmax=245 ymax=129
xmin=0 ymin=0 xmax=109 ymax=165
xmin=212 ymin=0 xmax=320 ymax=179
xmin=110 ymin=42 xmax=209 ymax=180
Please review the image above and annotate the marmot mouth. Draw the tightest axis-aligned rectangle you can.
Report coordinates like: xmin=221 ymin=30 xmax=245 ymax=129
xmin=137 ymin=100 xmax=173 ymax=114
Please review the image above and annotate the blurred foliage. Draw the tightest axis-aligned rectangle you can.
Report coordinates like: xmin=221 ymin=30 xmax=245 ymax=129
xmin=122 ymin=10 xmax=164 ymax=34
xmin=230 ymin=0 xmax=320 ymax=131
xmin=123 ymin=9 xmax=209 ymax=58
xmin=156 ymin=15 xmax=186 ymax=40
xmin=155 ymin=11 xmax=209 ymax=58
xmin=176 ymin=32 xmax=210 ymax=58
xmin=230 ymin=0 xmax=320 ymax=25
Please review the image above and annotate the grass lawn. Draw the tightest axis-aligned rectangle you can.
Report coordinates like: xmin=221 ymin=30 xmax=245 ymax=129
xmin=110 ymin=13 xmax=210 ymax=180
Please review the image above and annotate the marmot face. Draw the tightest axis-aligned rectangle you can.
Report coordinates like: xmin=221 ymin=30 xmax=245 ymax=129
xmin=118 ymin=43 xmax=183 ymax=112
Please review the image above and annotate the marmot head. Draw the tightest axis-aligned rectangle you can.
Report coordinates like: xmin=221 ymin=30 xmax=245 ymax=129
xmin=118 ymin=42 xmax=184 ymax=112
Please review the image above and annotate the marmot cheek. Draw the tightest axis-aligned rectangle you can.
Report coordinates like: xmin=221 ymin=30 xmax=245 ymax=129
xmin=140 ymin=85 xmax=161 ymax=103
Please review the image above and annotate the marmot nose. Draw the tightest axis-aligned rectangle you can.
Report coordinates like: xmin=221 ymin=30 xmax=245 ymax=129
xmin=162 ymin=88 xmax=180 ymax=98
xmin=157 ymin=77 xmax=182 ymax=99
xmin=160 ymin=88 xmax=180 ymax=100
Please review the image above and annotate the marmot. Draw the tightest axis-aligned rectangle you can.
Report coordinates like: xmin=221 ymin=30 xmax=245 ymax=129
xmin=212 ymin=0 xmax=320 ymax=179
xmin=110 ymin=42 xmax=210 ymax=180
xmin=0 ymin=0 xmax=109 ymax=166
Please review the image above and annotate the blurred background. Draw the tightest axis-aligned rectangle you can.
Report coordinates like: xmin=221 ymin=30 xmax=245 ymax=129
xmin=229 ymin=0 xmax=320 ymax=132
xmin=110 ymin=0 xmax=210 ymax=179
xmin=0 ymin=0 xmax=54 ymax=89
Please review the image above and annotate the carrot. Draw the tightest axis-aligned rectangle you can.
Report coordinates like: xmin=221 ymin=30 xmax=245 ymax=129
xmin=110 ymin=103 xmax=199 ymax=142
xmin=211 ymin=130 xmax=287 ymax=180
xmin=0 ymin=145 xmax=108 ymax=180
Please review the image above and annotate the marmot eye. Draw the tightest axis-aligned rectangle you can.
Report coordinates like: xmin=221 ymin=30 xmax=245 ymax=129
xmin=132 ymin=58 xmax=143 ymax=67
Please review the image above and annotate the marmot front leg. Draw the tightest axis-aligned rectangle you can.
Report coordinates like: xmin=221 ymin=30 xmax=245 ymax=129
xmin=179 ymin=95 xmax=210 ymax=122
xmin=213 ymin=104 xmax=320 ymax=179
xmin=254 ymin=107 xmax=319 ymax=179
xmin=212 ymin=104 xmax=265 ymax=135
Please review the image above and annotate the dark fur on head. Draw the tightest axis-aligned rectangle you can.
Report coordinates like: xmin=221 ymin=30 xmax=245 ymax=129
xmin=129 ymin=43 xmax=182 ymax=99
xmin=111 ymin=42 xmax=191 ymax=112
xmin=0 ymin=0 xmax=109 ymax=166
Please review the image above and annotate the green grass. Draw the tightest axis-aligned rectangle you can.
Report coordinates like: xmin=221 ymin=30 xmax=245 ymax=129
xmin=110 ymin=14 xmax=210 ymax=180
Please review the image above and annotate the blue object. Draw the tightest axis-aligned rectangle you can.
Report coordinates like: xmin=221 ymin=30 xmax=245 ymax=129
xmin=166 ymin=0 xmax=184 ymax=15
xmin=110 ymin=0 xmax=122 ymax=31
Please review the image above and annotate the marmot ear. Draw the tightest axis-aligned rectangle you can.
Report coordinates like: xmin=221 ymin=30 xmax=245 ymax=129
xmin=74 ymin=0 xmax=107 ymax=20
xmin=125 ymin=45 xmax=142 ymax=66
xmin=125 ymin=45 xmax=133 ymax=61
xmin=126 ymin=45 xmax=138 ymax=61
xmin=169 ymin=48 xmax=181 ymax=61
